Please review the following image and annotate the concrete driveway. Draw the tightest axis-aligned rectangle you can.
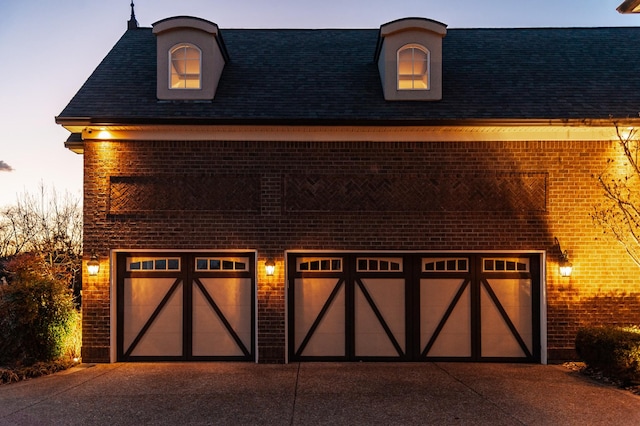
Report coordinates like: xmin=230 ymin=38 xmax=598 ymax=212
xmin=0 ymin=362 xmax=638 ymax=425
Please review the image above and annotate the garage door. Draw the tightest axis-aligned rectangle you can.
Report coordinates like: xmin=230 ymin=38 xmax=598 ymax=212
xmin=116 ymin=252 xmax=255 ymax=361
xmin=288 ymin=253 xmax=540 ymax=362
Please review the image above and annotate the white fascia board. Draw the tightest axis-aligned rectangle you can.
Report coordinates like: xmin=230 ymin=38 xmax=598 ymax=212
xmin=78 ymin=123 xmax=629 ymax=143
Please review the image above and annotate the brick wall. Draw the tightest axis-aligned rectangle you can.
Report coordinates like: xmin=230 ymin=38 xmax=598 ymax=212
xmin=81 ymin=138 xmax=640 ymax=363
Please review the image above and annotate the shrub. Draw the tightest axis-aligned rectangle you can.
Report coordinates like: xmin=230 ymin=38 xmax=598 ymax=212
xmin=0 ymin=254 xmax=80 ymax=366
xmin=575 ymin=325 xmax=640 ymax=385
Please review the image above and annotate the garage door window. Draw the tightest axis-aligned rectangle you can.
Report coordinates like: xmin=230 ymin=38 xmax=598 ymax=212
xmin=127 ymin=257 xmax=181 ymax=271
xmin=297 ymin=257 xmax=342 ymax=272
xmin=423 ymin=258 xmax=468 ymax=272
xmin=356 ymin=257 xmax=402 ymax=272
xmin=483 ymin=258 xmax=529 ymax=272
xmin=195 ymin=257 xmax=249 ymax=271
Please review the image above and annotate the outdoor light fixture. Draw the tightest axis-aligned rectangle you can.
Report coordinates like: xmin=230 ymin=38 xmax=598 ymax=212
xmin=559 ymin=250 xmax=573 ymax=277
xmin=87 ymin=254 xmax=100 ymax=276
xmin=554 ymin=237 xmax=573 ymax=277
xmin=265 ymin=258 xmax=275 ymax=276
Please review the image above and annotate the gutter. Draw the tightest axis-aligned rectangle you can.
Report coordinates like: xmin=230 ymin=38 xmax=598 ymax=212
xmin=55 ymin=116 xmax=640 ymax=130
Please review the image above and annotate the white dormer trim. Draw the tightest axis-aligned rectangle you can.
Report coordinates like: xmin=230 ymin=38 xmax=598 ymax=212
xmin=376 ymin=18 xmax=447 ymax=101
xmin=153 ymin=16 xmax=228 ymax=101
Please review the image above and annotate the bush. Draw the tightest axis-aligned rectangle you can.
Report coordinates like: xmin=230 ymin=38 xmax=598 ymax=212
xmin=0 ymin=254 xmax=80 ymax=366
xmin=575 ymin=325 xmax=640 ymax=385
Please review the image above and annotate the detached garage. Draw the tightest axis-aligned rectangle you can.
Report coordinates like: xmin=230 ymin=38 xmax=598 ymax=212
xmin=57 ymin=11 xmax=640 ymax=363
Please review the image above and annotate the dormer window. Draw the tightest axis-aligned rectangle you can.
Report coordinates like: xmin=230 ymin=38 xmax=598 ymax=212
xmin=170 ymin=44 xmax=201 ymax=89
xmin=153 ymin=16 xmax=229 ymax=100
xmin=398 ymin=44 xmax=429 ymax=90
xmin=375 ymin=18 xmax=447 ymax=101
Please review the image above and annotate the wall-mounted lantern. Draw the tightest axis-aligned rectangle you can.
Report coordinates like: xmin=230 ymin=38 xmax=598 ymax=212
xmin=87 ymin=254 xmax=100 ymax=276
xmin=559 ymin=250 xmax=573 ymax=277
xmin=265 ymin=258 xmax=275 ymax=277
xmin=554 ymin=237 xmax=573 ymax=277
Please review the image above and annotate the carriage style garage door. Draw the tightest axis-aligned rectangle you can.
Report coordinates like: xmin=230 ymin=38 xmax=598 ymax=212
xmin=288 ymin=253 xmax=541 ymax=362
xmin=116 ymin=252 xmax=255 ymax=361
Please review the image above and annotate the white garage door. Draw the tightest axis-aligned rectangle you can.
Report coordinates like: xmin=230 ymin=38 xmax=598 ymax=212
xmin=116 ymin=252 xmax=255 ymax=361
xmin=288 ymin=253 xmax=540 ymax=362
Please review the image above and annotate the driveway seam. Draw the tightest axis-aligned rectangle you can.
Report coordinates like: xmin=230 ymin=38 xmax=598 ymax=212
xmin=433 ymin=362 xmax=527 ymax=426
xmin=289 ymin=362 xmax=301 ymax=426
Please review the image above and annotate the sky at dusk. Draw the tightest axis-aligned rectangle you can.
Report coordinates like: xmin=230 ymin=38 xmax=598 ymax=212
xmin=0 ymin=0 xmax=638 ymax=207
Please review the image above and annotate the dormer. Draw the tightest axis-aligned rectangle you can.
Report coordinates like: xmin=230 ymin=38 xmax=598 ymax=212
xmin=153 ymin=16 xmax=229 ymax=101
xmin=375 ymin=18 xmax=447 ymax=101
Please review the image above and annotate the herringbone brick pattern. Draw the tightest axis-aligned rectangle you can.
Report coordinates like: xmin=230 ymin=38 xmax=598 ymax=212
xmin=285 ymin=173 xmax=546 ymax=212
xmin=109 ymin=175 xmax=260 ymax=213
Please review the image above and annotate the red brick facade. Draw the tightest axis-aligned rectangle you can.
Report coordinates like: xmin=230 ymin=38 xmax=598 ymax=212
xmin=81 ymin=137 xmax=640 ymax=363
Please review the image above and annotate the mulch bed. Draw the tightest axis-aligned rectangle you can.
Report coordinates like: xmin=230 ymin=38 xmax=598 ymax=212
xmin=563 ymin=361 xmax=640 ymax=396
xmin=0 ymin=360 xmax=77 ymax=385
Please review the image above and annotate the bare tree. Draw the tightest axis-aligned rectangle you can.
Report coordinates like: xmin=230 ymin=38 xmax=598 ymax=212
xmin=592 ymin=125 xmax=640 ymax=267
xmin=0 ymin=184 xmax=82 ymax=285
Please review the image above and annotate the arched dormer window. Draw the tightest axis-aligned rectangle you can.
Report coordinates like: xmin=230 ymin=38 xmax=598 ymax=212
xmin=397 ymin=44 xmax=429 ymax=90
xmin=170 ymin=44 xmax=201 ymax=89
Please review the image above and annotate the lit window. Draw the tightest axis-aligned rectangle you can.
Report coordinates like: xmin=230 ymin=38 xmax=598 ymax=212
xmin=397 ymin=44 xmax=429 ymax=90
xmin=195 ymin=257 xmax=249 ymax=271
xmin=423 ymin=258 xmax=469 ymax=272
xmin=127 ymin=257 xmax=181 ymax=271
xmin=357 ymin=258 xmax=403 ymax=272
xmin=297 ymin=258 xmax=343 ymax=272
xmin=170 ymin=44 xmax=201 ymax=89
xmin=482 ymin=258 xmax=529 ymax=272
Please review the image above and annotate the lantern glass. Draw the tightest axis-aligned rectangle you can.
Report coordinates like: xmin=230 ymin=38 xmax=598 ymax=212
xmin=265 ymin=259 xmax=275 ymax=276
xmin=87 ymin=255 xmax=100 ymax=276
xmin=559 ymin=261 xmax=572 ymax=277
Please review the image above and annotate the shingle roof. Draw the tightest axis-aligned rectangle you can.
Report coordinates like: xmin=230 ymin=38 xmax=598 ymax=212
xmin=57 ymin=25 xmax=640 ymax=124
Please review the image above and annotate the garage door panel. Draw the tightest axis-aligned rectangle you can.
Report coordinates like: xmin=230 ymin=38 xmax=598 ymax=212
xmin=486 ymin=278 xmax=532 ymax=337
xmin=422 ymin=279 xmax=471 ymax=357
xmin=300 ymin=325 xmax=345 ymax=357
xmin=420 ymin=278 xmax=471 ymax=357
xmin=481 ymin=279 xmax=532 ymax=357
xmin=294 ymin=278 xmax=345 ymax=356
xmin=123 ymin=278 xmax=178 ymax=326
xmin=192 ymin=282 xmax=249 ymax=357
xmin=481 ymin=289 xmax=527 ymax=358
xmin=354 ymin=287 xmax=399 ymax=357
xmin=195 ymin=278 xmax=253 ymax=348
xmin=192 ymin=301 xmax=245 ymax=357
xmin=355 ymin=278 xmax=405 ymax=357
xmin=125 ymin=280 xmax=183 ymax=357
xmin=131 ymin=330 xmax=182 ymax=357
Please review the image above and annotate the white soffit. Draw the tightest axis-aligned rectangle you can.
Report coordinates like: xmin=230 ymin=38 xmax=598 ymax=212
xmin=74 ymin=124 xmax=626 ymax=143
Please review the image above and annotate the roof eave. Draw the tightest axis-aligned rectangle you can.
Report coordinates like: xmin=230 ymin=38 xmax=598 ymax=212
xmin=617 ymin=0 xmax=640 ymax=13
xmin=55 ymin=116 xmax=640 ymax=127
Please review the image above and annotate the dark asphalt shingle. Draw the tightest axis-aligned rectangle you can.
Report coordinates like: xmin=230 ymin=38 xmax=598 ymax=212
xmin=57 ymin=26 xmax=640 ymax=123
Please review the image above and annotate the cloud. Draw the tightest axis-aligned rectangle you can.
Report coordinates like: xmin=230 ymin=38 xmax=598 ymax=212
xmin=0 ymin=161 xmax=14 ymax=172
